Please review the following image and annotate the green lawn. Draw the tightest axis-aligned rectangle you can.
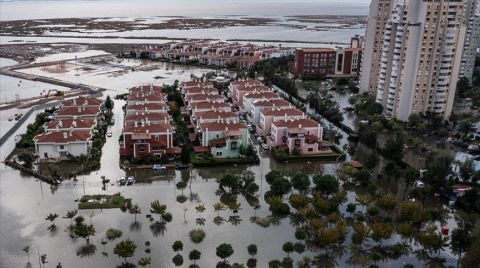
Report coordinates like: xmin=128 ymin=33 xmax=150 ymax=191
xmin=78 ymin=193 xmax=128 ymax=210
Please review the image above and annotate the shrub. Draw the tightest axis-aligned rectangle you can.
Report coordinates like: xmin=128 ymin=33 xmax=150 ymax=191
xmin=189 ymin=229 xmax=206 ymax=243
xmin=105 ymin=228 xmax=122 ymax=240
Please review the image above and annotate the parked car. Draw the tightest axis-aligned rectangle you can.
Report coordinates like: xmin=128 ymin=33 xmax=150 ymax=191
xmin=261 ymin=143 xmax=269 ymax=150
xmin=152 ymin=164 xmax=167 ymax=171
xmin=107 ymin=132 xmax=112 ymax=137
xmin=175 ymin=164 xmax=189 ymax=170
xmin=126 ymin=176 xmax=135 ymax=185
xmin=256 ymin=136 xmax=264 ymax=143
xmin=119 ymin=177 xmax=127 ymax=186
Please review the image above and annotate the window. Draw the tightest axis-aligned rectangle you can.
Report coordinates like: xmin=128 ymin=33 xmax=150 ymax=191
xmin=216 ymin=152 xmax=222 ymax=157
xmin=231 ymin=141 xmax=238 ymax=150
xmin=308 ymin=148 xmax=314 ymax=152
xmin=59 ymin=145 xmax=65 ymax=150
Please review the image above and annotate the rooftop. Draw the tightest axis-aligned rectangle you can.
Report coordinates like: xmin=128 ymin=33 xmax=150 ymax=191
xmin=252 ymin=99 xmax=291 ymax=108
xmin=261 ymin=108 xmax=304 ymax=117
xmin=62 ymin=97 xmax=103 ymax=107
xmin=35 ymin=130 xmax=91 ymax=143
xmin=272 ymin=118 xmax=320 ymax=128
xmin=45 ymin=119 xmax=96 ymax=130
xmin=56 ymin=106 xmax=100 ymax=116
xmin=199 ymin=122 xmax=247 ymax=132
xmin=124 ymin=124 xmax=174 ymax=134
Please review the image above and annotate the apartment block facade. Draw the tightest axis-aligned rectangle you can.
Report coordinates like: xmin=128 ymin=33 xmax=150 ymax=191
xmin=361 ymin=0 xmax=469 ymax=121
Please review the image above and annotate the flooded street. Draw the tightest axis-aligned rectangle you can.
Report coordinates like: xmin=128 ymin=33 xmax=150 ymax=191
xmin=0 ymin=52 xmax=466 ymax=268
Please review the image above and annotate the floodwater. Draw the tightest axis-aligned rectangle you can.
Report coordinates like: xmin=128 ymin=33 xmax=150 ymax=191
xmin=33 ymin=50 xmax=110 ymax=63
xmin=0 ymin=51 xmax=464 ymax=268
xmin=0 ymin=1 xmax=370 ymax=21
xmin=18 ymin=56 xmax=227 ymax=95
xmin=0 ymin=75 xmax=69 ymax=102
xmin=0 ymin=98 xmax=459 ymax=268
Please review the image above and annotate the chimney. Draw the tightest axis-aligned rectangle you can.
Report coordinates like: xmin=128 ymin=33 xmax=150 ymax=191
xmin=59 ymin=121 xmax=63 ymax=128
xmin=69 ymin=131 xmax=73 ymax=137
xmin=73 ymin=99 xmax=76 ymax=106
xmin=63 ymin=132 xmax=68 ymax=139
xmin=78 ymin=107 xmax=81 ymax=113
xmin=72 ymin=121 xmax=77 ymax=128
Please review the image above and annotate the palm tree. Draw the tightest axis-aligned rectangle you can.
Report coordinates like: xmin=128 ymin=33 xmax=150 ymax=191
xmin=189 ymin=249 xmax=201 ymax=266
xmin=113 ymin=239 xmax=137 ymax=263
xmin=40 ymin=254 xmax=47 ymax=268
xmin=213 ymin=202 xmax=226 ymax=217
xmin=74 ymin=223 xmax=96 ymax=244
xmin=45 ymin=213 xmax=59 ymax=230
xmin=22 ymin=246 xmax=30 ymax=264
xmin=138 ymin=257 xmax=152 ymax=267
xmin=150 ymin=201 xmax=167 ymax=220
xmin=129 ymin=203 xmax=142 ymax=223
xmin=63 ymin=210 xmax=78 ymax=224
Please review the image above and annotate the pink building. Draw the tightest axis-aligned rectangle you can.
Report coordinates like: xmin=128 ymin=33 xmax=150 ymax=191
xmin=242 ymin=92 xmax=281 ymax=111
xmin=231 ymin=85 xmax=271 ymax=106
xmin=181 ymin=81 xmax=214 ymax=90
xmin=183 ymin=87 xmax=219 ymax=97
xmin=268 ymin=119 xmax=330 ymax=155
xmin=249 ymin=99 xmax=293 ymax=125
xmin=192 ymin=110 xmax=238 ymax=125
xmin=257 ymin=108 xmax=305 ymax=135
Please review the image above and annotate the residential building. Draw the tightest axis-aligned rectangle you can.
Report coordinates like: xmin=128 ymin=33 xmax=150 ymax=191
xmin=267 ymin=119 xmax=327 ymax=155
xmin=372 ymin=0 xmax=467 ymax=121
xmin=126 ymin=103 xmax=169 ymax=115
xmin=257 ymin=108 xmax=306 ymax=135
xmin=192 ymin=110 xmax=238 ymax=125
xmin=294 ymin=48 xmax=337 ymax=78
xmin=335 ymin=48 xmax=363 ymax=76
xmin=249 ymin=99 xmax=293 ymax=125
xmin=44 ymin=119 xmax=96 ymax=133
xmin=186 ymin=94 xmax=225 ymax=104
xmin=125 ymin=112 xmax=171 ymax=126
xmin=359 ymin=0 xmax=394 ymax=93
xmin=460 ymin=0 xmax=480 ymax=80
xmin=189 ymin=101 xmax=232 ymax=114
xmin=35 ymin=130 xmax=92 ymax=159
xmin=120 ymin=123 xmax=177 ymax=159
xmin=62 ymin=97 xmax=103 ymax=108
xmin=198 ymin=122 xmax=248 ymax=158
xmin=55 ymin=106 xmax=101 ymax=121
xmin=181 ymin=81 xmax=214 ymax=91
xmin=183 ymin=87 xmax=219 ymax=97
xmin=242 ymin=92 xmax=281 ymax=112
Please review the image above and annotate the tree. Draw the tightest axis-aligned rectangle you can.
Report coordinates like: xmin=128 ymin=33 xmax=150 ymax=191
xmin=461 ymin=235 xmax=480 ymax=268
xmin=353 ymin=169 xmax=371 ymax=186
xmin=172 ymin=240 xmax=184 ymax=255
xmin=22 ymin=246 xmax=30 ymax=264
xmin=313 ymin=175 xmax=339 ymax=195
xmin=450 ymin=228 xmax=472 ymax=268
xmin=138 ymin=257 xmax=152 ymax=267
xmin=458 ymin=120 xmax=473 ymax=140
xmin=291 ymin=173 xmax=310 ymax=193
xmin=376 ymin=194 xmax=396 ymax=212
xmin=346 ymin=203 xmax=356 ymax=216
xmin=113 ymin=239 xmax=137 ymax=263
xmin=456 ymin=77 xmax=470 ymax=98
xmin=176 ymin=181 xmax=187 ymax=195
xmin=265 ymin=171 xmax=283 ymax=185
xmin=213 ymin=202 xmax=226 ymax=216
xmin=63 ymin=209 xmax=78 ymax=224
xmin=216 ymin=243 xmax=234 ymax=263
xmin=282 ymin=242 xmax=295 ymax=258
xmin=417 ymin=224 xmax=449 ymax=258
xmin=295 ymin=229 xmax=307 ymax=245
xmin=128 ymin=203 xmax=142 ymax=223
xmin=105 ymin=95 xmax=114 ymax=110
xmin=150 ymin=200 xmax=167 ymax=221
xmin=269 ymin=177 xmax=292 ymax=196
xmin=45 ymin=213 xmax=59 ymax=230
xmin=247 ymin=244 xmax=257 ymax=258
xmin=74 ymin=223 xmax=96 ymax=244
xmin=189 ymin=249 xmax=201 ymax=266
xmin=219 ymin=174 xmax=240 ymax=194
xmin=269 ymin=260 xmax=282 ymax=268
xmin=370 ymin=221 xmax=393 ymax=246
xmin=40 ymin=254 xmax=47 ymax=268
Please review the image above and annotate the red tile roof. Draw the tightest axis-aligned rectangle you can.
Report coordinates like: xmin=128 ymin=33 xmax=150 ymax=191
xmin=194 ymin=110 xmax=237 ymax=119
xmin=209 ymin=138 xmax=227 ymax=145
xmin=232 ymin=80 xmax=263 ymax=87
xmin=272 ymin=118 xmax=320 ymax=128
xmin=45 ymin=119 xmax=96 ymax=130
xmin=199 ymin=122 xmax=246 ymax=132
xmin=252 ymin=99 xmax=291 ymax=108
xmin=237 ymin=85 xmax=270 ymax=91
xmin=62 ymin=97 xmax=103 ymax=107
xmin=127 ymin=103 xmax=169 ymax=111
xmin=128 ymin=94 xmax=166 ymax=102
xmin=184 ymin=87 xmax=218 ymax=95
xmin=244 ymin=92 xmax=279 ymax=100
xmin=187 ymin=94 xmax=224 ymax=102
xmin=124 ymin=124 xmax=174 ymax=134
xmin=191 ymin=101 xmax=231 ymax=110
xmin=194 ymin=146 xmax=210 ymax=153
xmin=129 ymin=85 xmax=163 ymax=93
xmin=125 ymin=113 xmax=170 ymax=122
xmin=261 ymin=108 xmax=304 ymax=117
xmin=56 ymin=107 xmax=100 ymax=117
xmin=35 ymin=130 xmax=91 ymax=143
xmin=181 ymin=81 xmax=214 ymax=88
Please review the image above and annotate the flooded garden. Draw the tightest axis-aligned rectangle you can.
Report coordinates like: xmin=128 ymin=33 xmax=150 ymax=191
xmin=0 ymin=53 xmax=475 ymax=268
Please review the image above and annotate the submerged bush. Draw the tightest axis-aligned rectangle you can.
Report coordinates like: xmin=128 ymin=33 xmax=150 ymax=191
xmin=105 ymin=228 xmax=122 ymax=240
xmin=189 ymin=229 xmax=206 ymax=243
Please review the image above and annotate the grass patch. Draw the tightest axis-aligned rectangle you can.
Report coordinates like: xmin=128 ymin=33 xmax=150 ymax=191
xmin=190 ymin=152 xmax=259 ymax=167
xmin=78 ymin=193 xmax=128 ymax=210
